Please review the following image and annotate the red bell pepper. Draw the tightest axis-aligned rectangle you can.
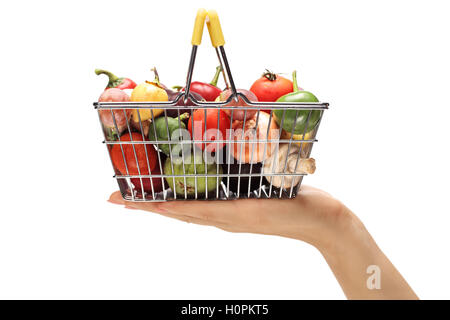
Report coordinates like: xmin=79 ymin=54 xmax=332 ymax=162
xmin=185 ymin=66 xmax=222 ymax=101
xmin=95 ymin=69 xmax=137 ymax=90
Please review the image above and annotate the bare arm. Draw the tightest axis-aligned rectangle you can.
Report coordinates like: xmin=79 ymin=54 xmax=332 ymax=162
xmin=108 ymin=185 xmax=418 ymax=299
xmin=317 ymin=211 xmax=417 ymax=299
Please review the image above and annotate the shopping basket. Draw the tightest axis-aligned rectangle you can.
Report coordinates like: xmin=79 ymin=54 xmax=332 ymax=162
xmin=94 ymin=9 xmax=328 ymax=202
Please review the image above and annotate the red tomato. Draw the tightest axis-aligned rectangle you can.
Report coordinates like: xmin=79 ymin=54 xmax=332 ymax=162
xmin=250 ymin=71 xmax=294 ymax=113
xmin=250 ymin=72 xmax=294 ymax=102
xmin=110 ymin=132 xmax=157 ymax=175
xmin=130 ymin=164 xmax=163 ymax=193
xmin=188 ymin=109 xmax=231 ymax=152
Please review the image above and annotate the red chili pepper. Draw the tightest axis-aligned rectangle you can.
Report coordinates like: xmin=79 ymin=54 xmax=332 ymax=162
xmin=95 ymin=69 xmax=137 ymax=90
xmin=185 ymin=66 xmax=222 ymax=101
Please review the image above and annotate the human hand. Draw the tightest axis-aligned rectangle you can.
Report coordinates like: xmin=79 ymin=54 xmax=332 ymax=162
xmin=108 ymin=185 xmax=418 ymax=299
xmin=108 ymin=185 xmax=354 ymax=252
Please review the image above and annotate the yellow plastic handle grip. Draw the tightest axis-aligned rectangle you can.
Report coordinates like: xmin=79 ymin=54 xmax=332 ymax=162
xmin=191 ymin=8 xmax=207 ymax=46
xmin=206 ymin=10 xmax=225 ymax=48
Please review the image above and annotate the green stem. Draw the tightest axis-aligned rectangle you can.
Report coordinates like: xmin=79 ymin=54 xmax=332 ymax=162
xmin=210 ymin=66 xmax=222 ymax=87
xmin=95 ymin=69 xmax=119 ymax=87
xmin=172 ymin=85 xmax=183 ymax=92
xmin=151 ymin=67 xmax=161 ymax=86
xmin=292 ymin=70 xmax=299 ymax=92
xmin=263 ymin=69 xmax=277 ymax=81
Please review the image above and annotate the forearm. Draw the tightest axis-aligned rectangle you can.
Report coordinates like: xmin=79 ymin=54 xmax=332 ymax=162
xmin=317 ymin=210 xmax=418 ymax=300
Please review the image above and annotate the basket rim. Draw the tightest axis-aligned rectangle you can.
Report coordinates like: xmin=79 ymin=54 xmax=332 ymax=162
xmin=94 ymin=91 xmax=329 ymax=110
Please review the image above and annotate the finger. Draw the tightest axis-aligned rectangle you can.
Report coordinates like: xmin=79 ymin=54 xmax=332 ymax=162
xmin=109 ymin=191 xmax=178 ymax=214
xmin=108 ymin=191 xmax=125 ymax=205
xmin=108 ymin=192 xmax=232 ymax=229
xmin=123 ymin=201 xmax=235 ymax=232
xmin=121 ymin=200 xmax=178 ymax=215
xmin=111 ymin=188 xmax=311 ymax=229
xmin=125 ymin=198 xmax=287 ymax=234
xmin=123 ymin=199 xmax=229 ymax=225
xmin=156 ymin=197 xmax=296 ymax=227
xmin=300 ymin=184 xmax=334 ymax=198
xmin=107 ymin=191 xmax=228 ymax=223
xmin=158 ymin=200 xmax=241 ymax=224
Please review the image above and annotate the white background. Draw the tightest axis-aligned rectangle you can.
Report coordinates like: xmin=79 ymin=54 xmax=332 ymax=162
xmin=0 ymin=0 xmax=449 ymax=299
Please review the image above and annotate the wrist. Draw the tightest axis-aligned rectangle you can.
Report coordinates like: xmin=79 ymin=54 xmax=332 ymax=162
xmin=317 ymin=209 xmax=377 ymax=265
xmin=314 ymin=206 xmax=372 ymax=256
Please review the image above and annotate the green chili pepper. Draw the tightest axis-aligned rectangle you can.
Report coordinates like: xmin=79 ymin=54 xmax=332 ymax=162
xmin=149 ymin=113 xmax=190 ymax=156
xmin=274 ymin=71 xmax=321 ymax=135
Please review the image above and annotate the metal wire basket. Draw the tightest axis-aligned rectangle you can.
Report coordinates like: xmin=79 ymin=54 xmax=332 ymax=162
xmin=94 ymin=9 xmax=328 ymax=202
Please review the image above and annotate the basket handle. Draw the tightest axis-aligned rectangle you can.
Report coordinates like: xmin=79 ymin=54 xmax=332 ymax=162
xmin=191 ymin=9 xmax=225 ymax=47
xmin=206 ymin=10 xmax=225 ymax=48
xmin=191 ymin=8 xmax=208 ymax=46
xmin=184 ymin=9 xmax=236 ymax=102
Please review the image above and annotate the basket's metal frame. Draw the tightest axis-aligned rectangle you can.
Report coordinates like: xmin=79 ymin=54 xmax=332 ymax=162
xmin=94 ymin=28 xmax=328 ymax=202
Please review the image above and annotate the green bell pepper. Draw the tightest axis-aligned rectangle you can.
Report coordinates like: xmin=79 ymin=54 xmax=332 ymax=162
xmin=274 ymin=71 xmax=321 ymax=135
xmin=149 ymin=113 xmax=190 ymax=156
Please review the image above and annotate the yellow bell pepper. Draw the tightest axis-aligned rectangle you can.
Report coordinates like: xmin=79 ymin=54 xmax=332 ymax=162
xmin=130 ymin=69 xmax=168 ymax=122
xmin=280 ymin=128 xmax=313 ymax=149
xmin=274 ymin=111 xmax=314 ymax=149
